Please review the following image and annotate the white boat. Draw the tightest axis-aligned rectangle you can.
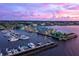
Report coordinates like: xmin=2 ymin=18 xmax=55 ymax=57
xmin=18 ymin=45 xmax=29 ymax=52
xmin=8 ymin=36 xmax=19 ymax=42
xmin=1 ymin=30 xmax=9 ymax=33
xmin=18 ymin=46 xmax=26 ymax=52
xmin=19 ymin=35 xmax=30 ymax=40
xmin=28 ymin=43 xmax=36 ymax=48
xmin=4 ymin=32 xmax=11 ymax=37
xmin=12 ymin=49 xmax=19 ymax=54
xmin=6 ymin=48 xmax=13 ymax=55
xmin=22 ymin=46 xmax=29 ymax=50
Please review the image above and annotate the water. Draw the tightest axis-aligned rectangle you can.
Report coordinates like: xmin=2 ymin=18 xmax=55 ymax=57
xmin=0 ymin=26 xmax=79 ymax=56
xmin=0 ymin=30 xmax=54 ymax=56
xmin=32 ymin=26 xmax=79 ymax=56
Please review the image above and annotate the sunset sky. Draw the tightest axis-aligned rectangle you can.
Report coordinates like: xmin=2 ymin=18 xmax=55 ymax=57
xmin=0 ymin=3 xmax=79 ymax=21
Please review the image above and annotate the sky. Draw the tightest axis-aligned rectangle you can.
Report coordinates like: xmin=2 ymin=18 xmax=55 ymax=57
xmin=0 ymin=3 xmax=79 ymax=21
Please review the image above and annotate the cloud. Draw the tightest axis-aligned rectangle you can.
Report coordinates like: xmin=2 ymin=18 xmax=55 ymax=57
xmin=0 ymin=3 xmax=79 ymax=21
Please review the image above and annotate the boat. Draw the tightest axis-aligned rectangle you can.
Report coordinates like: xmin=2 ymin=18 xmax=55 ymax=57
xmin=1 ymin=30 xmax=9 ymax=33
xmin=18 ymin=45 xmax=28 ymax=52
xmin=8 ymin=36 xmax=19 ymax=42
xmin=19 ymin=35 xmax=30 ymax=40
xmin=5 ymin=30 xmax=30 ymax=41
xmin=6 ymin=48 xmax=13 ymax=55
xmin=28 ymin=43 xmax=36 ymax=48
xmin=13 ymin=42 xmax=57 ymax=56
xmin=4 ymin=32 xmax=11 ymax=37
xmin=12 ymin=48 xmax=19 ymax=54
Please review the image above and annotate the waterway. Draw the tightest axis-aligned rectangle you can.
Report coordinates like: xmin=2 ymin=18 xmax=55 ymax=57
xmin=0 ymin=26 xmax=79 ymax=56
xmin=32 ymin=26 xmax=79 ymax=56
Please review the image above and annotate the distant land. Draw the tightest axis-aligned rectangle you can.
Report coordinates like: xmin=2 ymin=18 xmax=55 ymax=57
xmin=0 ymin=21 xmax=79 ymax=26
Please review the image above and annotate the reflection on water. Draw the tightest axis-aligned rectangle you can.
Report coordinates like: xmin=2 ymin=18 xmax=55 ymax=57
xmin=33 ymin=26 xmax=79 ymax=56
xmin=47 ymin=26 xmax=79 ymax=33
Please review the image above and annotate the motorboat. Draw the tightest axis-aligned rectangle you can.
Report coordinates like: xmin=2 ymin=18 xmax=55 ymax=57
xmin=1 ymin=30 xmax=9 ymax=33
xmin=19 ymin=35 xmax=30 ymax=40
xmin=18 ymin=46 xmax=26 ymax=52
xmin=6 ymin=48 xmax=13 ymax=55
xmin=12 ymin=48 xmax=19 ymax=54
xmin=28 ymin=43 xmax=36 ymax=48
xmin=4 ymin=32 xmax=11 ymax=37
xmin=8 ymin=36 xmax=19 ymax=42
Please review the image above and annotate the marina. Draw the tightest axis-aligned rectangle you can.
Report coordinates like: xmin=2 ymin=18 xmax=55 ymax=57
xmin=0 ymin=25 xmax=78 ymax=56
xmin=0 ymin=3 xmax=79 ymax=56
xmin=0 ymin=29 xmax=56 ymax=56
